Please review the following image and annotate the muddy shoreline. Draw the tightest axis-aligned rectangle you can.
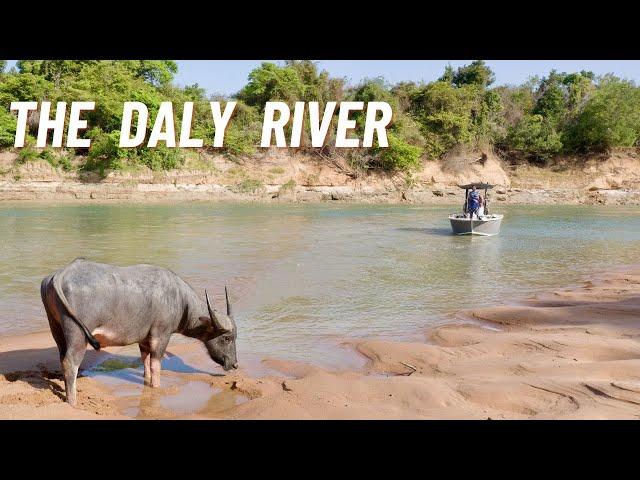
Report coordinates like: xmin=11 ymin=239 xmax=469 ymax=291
xmin=2 ymin=148 xmax=640 ymax=205
xmin=1 ymin=180 xmax=639 ymax=205
xmin=2 ymin=265 xmax=640 ymax=419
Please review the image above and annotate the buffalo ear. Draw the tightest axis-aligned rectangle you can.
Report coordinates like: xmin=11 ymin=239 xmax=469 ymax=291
xmin=198 ymin=316 xmax=230 ymax=338
xmin=198 ymin=316 xmax=213 ymax=329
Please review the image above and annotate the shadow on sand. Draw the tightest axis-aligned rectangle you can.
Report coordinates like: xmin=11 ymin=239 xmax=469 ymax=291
xmin=87 ymin=351 xmax=221 ymax=384
xmin=0 ymin=346 xmax=220 ymax=391
xmin=0 ymin=346 xmax=104 ymax=399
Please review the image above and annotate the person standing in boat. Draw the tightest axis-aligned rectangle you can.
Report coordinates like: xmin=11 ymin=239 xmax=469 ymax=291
xmin=467 ymin=185 xmax=481 ymax=219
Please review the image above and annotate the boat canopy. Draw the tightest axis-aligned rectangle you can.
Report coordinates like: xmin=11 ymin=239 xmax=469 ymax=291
xmin=459 ymin=182 xmax=494 ymax=215
xmin=458 ymin=183 xmax=495 ymax=190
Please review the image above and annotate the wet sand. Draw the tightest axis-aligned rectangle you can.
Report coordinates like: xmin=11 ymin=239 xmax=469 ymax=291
xmin=2 ymin=266 xmax=640 ymax=419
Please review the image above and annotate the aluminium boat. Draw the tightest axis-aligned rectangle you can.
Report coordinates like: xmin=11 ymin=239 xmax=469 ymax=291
xmin=449 ymin=183 xmax=503 ymax=236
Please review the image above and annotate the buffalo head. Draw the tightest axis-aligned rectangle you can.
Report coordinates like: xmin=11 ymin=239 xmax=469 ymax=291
xmin=199 ymin=287 xmax=238 ymax=371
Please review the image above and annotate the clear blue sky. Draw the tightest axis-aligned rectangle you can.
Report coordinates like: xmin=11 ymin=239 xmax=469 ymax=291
xmin=7 ymin=60 xmax=640 ymax=96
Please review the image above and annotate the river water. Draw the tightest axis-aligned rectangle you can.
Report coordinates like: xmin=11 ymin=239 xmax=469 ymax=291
xmin=1 ymin=202 xmax=639 ymax=369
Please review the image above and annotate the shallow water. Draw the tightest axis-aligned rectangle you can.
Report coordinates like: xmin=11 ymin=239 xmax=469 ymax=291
xmin=81 ymin=342 xmax=248 ymax=418
xmin=1 ymin=202 xmax=639 ymax=370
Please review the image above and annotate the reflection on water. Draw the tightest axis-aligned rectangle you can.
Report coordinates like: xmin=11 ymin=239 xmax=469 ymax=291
xmin=1 ymin=202 xmax=640 ymax=369
xmin=85 ymin=347 xmax=247 ymax=418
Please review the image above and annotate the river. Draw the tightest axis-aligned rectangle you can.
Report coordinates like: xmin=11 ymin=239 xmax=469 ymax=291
xmin=1 ymin=202 xmax=639 ymax=370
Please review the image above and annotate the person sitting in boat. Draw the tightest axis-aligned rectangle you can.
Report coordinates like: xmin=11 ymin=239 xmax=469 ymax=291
xmin=467 ymin=186 xmax=481 ymax=218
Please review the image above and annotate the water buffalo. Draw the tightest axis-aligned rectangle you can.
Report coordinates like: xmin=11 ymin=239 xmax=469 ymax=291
xmin=40 ymin=258 xmax=238 ymax=406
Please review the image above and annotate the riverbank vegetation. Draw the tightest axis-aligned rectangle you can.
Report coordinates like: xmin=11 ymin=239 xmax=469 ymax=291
xmin=1 ymin=60 xmax=639 ymax=176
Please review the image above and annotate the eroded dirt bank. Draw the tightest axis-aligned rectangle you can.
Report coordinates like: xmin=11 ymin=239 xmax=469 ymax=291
xmin=2 ymin=149 xmax=640 ymax=205
xmin=2 ymin=266 xmax=640 ymax=419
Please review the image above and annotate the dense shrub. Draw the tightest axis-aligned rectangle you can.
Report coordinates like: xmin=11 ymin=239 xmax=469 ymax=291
xmin=0 ymin=108 xmax=16 ymax=147
xmin=139 ymin=145 xmax=184 ymax=170
xmin=506 ymin=114 xmax=563 ymax=160
xmin=234 ymin=178 xmax=264 ymax=194
xmin=2 ymin=59 xmax=640 ymax=175
xmin=563 ymin=78 xmax=640 ymax=152
xmin=373 ymin=133 xmax=423 ymax=172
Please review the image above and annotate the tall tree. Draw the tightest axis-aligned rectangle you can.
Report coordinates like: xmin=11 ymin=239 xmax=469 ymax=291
xmin=451 ymin=60 xmax=495 ymax=88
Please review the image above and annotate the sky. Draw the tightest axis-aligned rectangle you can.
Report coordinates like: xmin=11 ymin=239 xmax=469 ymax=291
xmin=6 ymin=60 xmax=640 ymax=96
xmin=173 ymin=60 xmax=640 ymax=95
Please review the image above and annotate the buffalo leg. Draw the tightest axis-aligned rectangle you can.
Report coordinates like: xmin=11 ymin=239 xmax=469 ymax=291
xmin=139 ymin=342 xmax=151 ymax=386
xmin=61 ymin=340 xmax=87 ymax=406
xmin=150 ymin=357 xmax=162 ymax=388
xmin=41 ymin=280 xmax=67 ymax=363
xmin=45 ymin=310 xmax=67 ymax=364
xmin=149 ymin=337 xmax=169 ymax=388
xmin=60 ymin=314 xmax=87 ymax=406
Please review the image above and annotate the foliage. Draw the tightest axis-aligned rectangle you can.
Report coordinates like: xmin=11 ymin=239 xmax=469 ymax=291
xmin=17 ymin=60 xmax=177 ymax=87
xmin=84 ymin=128 xmax=128 ymax=174
xmin=237 ymin=61 xmax=344 ymax=109
xmin=0 ymin=108 xmax=16 ymax=147
xmin=139 ymin=145 xmax=184 ymax=170
xmin=409 ymin=81 xmax=484 ymax=157
xmin=448 ymin=60 xmax=495 ymax=88
xmin=0 ymin=72 xmax=52 ymax=105
xmin=16 ymin=138 xmax=40 ymax=163
xmin=237 ymin=62 xmax=306 ymax=108
xmin=13 ymin=138 xmax=75 ymax=171
xmin=219 ymin=101 xmax=262 ymax=157
xmin=506 ymin=114 xmax=563 ymax=160
xmin=1 ymin=59 xmax=640 ymax=176
xmin=234 ymin=178 xmax=264 ymax=194
xmin=280 ymin=178 xmax=296 ymax=192
xmin=39 ymin=147 xmax=75 ymax=171
xmin=563 ymin=77 xmax=640 ymax=151
xmin=372 ymin=133 xmax=422 ymax=172
xmin=68 ymin=62 xmax=165 ymax=133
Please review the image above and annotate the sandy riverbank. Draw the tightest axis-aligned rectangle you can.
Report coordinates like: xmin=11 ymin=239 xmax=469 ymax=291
xmin=2 ymin=149 xmax=640 ymax=205
xmin=2 ymin=181 xmax=638 ymax=206
xmin=2 ymin=265 xmax=640 ymax=419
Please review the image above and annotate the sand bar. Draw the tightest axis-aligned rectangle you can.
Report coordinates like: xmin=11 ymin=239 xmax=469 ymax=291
xmin=2 ymin=266 xmax=640 ymax=419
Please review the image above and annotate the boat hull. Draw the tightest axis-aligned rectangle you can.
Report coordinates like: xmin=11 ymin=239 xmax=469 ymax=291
xmin=449 ymin=215 xmax=503 ymax=236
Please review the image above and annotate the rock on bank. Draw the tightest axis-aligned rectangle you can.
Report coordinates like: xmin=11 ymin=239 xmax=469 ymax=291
xmin=1 ymin=148 xmax=639 ymax=204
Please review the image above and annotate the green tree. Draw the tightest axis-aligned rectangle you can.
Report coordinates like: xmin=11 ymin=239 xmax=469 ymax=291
xmin=532 ymin=70 xmax=595 ymax=125
xmin=0 ymin=72 xmax=52 ymax=105
xmin=451 ymin=60 xmax=495 ymax=88
xmin=409 ymin=81 xmax=485 ymax=157
xmin=4 ymin=58 xmax=640 ymax=174
xmin=218 ymin=100 xmax=262 ymax=157
xmin=351 ymin=78 xmax=398 ymax=130
xmin=16 ymin=60 xmax=96 ymax=87
xmin=533 ymin=77 xmax=565 ymax=122
xmin=237 ymin=62 xmax=306 ymax=108
xmin=286 ymin=60 xmax=345 ymax=104
xmin=237 ymin=61 xmax=344 ymax=109
xmin=373 ymin=133 xmax=422 ymax=172
xmin=391 ymin=81 xmax=419 ymax=111
xmin=564 ymin=77 xmax=640 ymax=151
xmin=352 ymin=78 xmax=424 ymax=153
xmin=0 ymin=108 xmax=16 ymax=147
xmin=438 ymin=65 xmax=455 ymax=84
xmin=17 ymin=60 xmax=178 ymax=88
xmin=506 ymin=113 xmax=563 ymax=160
xmin=120 ymin=60 xmax=178 ymax=87
xmin=68 ymin=61 xmax=165 ymax=134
